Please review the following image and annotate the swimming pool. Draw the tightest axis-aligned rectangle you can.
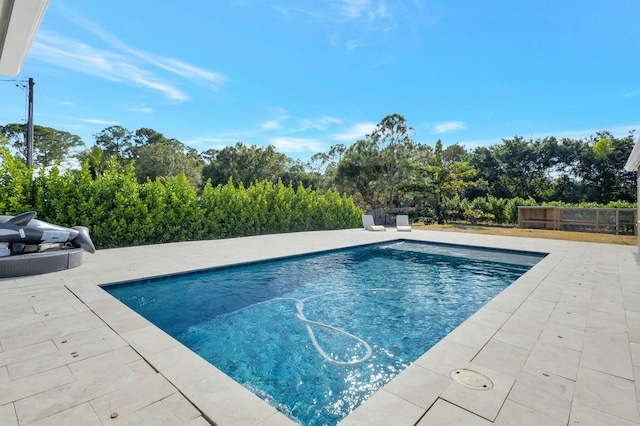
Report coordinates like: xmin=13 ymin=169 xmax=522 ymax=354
xmin=105 ymin=240 xmax=544 ymax=425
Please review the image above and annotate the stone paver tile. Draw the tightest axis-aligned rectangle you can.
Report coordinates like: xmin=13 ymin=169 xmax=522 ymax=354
xmin=7 ymin=338 xmax=117 ymax=380
xmin=0 ymin=320 xmax=93 ymax=352
xmin=0 ymin=366 xmax=8 ymax=383
xmin=0 ymin=340 xmax=57 ymax=367
xmin=481 ymin=295 xmax=522 ymax=314
xmin=570 ymin=402 xmax=640 ymax=426
xmin=626 ymin=310 xmax=640 ymax=344
xmin=491 ymin=328 xmax=537 ymax=350
xmin=559 ymin=287 xmax=593 ymax=307
xmin=507 ymin=368 xmax=574 ymax=423
xmin=0 ymin=365 xmax=74 ymax=406
xmin=635 ymin=366 xmax=640 ymax=400
xmin=471 ymin=339 xmax=530 ymax=377
xmin=494 ymin=399 xmax=566 ymax=426
xmin=524 ymin=341 xmax=580 ymax=381
xmin=65 ymin=283 xmax=113 ymax=304
xmin=440 ymin=363 xmax=515 ymax=421
xmin=29 ymin=402 xmax=101 ymax=426
xmin=623 ymin=291 xmax=640 ymax=313
xmin=127 ymin=358 xmax=157 ymax=379
xmin=90 ymin=374 xmax=177 ymax=423
xmin=258 ymin=412 xmax=300 ymax=426
xmin=467 ymin=307 xmax=511 ymax=329
xmin=41 ymin=310 xmax=101 ymax=330
xmin=581 ymin=329 xmax=633 ymax=380
xmin=160 ymin=392 xmax=202 ymax=423
xmin=537 ymin=321 xmax=585 ymax=351
xmin=121 ymin=325 xmax=181 ymax=357
xmin=145 ymin=344 xmax=221 ymax=390
xmin=529 ymin=284 xmax=565 ymax=303
xmin=587 ymin=309 xmax=627 ymax=336
xmin=102 ymin=400 xmax=187 ymax=425
xmin=416 ymin=398 xmax=491 ymax=425
xmin=548 ymin=305 xmax=588 ymax=331
xmin=414 ymin=339 xmax=479 ymax=377
xmin=443 ymin=321 xmax=497 ymax=350
xmin=87 ymin=298 xmax=152 ymax=334
xmin=184 ymin=373 xmax=298 ymax=426
xmin=0 ymin=307 xmax=35 ymax=322
xmin=14 ymin=363 xmax=139 ymax=424
xmin=33 ymin=298 xmax=90 ymax=316
xmin=68 ymin=346 xmax=141 ymax=376
xmin=574 ymin=367 xmax=640 ymax=423
xmin=85 ymin=315 xmax=107 ymax=329
xmin=0 ymin=311 xmax=43 ymax=333
xmin=381 ymin=364 xmax=450 ymax=409
xmin=189 ymin=416 xmax=211 ymax=425
xmin=0 ymin=403 xmax=17 ymax=426
xmin=499 ymin=314 xmax=546 ymax=338
xmin=52 ymin=326 xmax=124 ymax=350
xmin=516 ymin=298 xmax=557 ymax=322
xmin=338 ymin=389 xmax=424 ymax=426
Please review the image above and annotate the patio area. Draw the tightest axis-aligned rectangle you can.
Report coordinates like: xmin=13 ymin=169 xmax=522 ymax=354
xmin=1 ymin=228 xmax=639 ymax=425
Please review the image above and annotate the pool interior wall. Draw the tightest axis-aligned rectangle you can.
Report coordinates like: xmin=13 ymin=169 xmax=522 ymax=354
xmin=102 ymin=239 xmax=546 ymax=425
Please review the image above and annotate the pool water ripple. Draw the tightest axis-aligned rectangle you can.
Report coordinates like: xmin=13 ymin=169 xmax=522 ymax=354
xmin=106 ymin=241 xmax=542 ymax=426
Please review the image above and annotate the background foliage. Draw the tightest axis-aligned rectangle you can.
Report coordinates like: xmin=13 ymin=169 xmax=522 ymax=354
xmin=1 ymin=113 xmax=637 ymax=240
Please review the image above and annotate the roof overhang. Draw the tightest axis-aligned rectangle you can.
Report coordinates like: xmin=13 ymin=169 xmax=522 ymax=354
xmin=625 ymin=135 xmax=640 ymax=172
xmin=0 ymin=0 xmax=50 ymax=76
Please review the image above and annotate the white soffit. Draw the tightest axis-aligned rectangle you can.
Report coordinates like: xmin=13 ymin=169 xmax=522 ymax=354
xmin=625 ymin=135 xmax=640 ymax=172
xmin=0 ymin=0 xmax=50 ymax=76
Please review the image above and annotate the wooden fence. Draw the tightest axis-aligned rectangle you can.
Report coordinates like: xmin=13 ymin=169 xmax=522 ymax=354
xmin=518 ymin=206 xmax=638 ymax=236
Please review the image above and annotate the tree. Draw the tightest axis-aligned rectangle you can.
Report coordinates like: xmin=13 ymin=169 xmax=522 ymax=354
xmin=335 ymin=139 xmax=386 ymax=208
xmin=367 ymin=114 xmax=415 ymax=209
xmin=577 ymin=131 xmax=636 ymax=203
xmin=409 ymin=140 xmax=479 ymax=223
xmin=442 ymin=143 xmax=468 ymax=164
xmin=134 ymin=142 xmax=203 ymax=187
xmin=201 ymin=142 xmax=295 ymax=187
xmin=94 ymin=126 xmax=133 ymax=165
xmin=1 ymin=123 xmax=84 ymax=167
xmin=75 ymin=146 xmax=109 ymax=179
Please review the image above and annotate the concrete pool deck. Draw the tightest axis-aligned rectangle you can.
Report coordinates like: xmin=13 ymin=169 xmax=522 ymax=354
xmin=1 ymin=229 xmax=639 ymax=425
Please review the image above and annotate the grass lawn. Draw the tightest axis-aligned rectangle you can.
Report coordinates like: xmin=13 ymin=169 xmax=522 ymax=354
xmin=413 ymin=222 xmax=638 ymax=246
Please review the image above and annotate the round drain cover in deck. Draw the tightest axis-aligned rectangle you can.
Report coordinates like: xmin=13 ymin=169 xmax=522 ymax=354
xmin=450 ymin=369 xmax=494 ymax=390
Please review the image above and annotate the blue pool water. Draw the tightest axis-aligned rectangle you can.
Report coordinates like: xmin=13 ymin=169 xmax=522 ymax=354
xmin=105 ymin=240 xmax=543 ymax=426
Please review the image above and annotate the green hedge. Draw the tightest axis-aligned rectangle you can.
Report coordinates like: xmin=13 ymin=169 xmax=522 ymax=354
xmin=440 ymin=194 xmax=636 ymax=225
xmin=0 ymin=148 xmax=363 ymax=249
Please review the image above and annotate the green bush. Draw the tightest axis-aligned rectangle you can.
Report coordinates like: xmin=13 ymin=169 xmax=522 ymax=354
xmin=0 ymin=150 xmax=364 ymax=249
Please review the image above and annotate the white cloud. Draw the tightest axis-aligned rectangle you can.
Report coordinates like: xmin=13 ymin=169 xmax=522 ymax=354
xmin=124 ymin=107 xmax=154 ymax=113
xmin=432 ymin=121 xmax=467 ymax=134
xmin=331 ymin=122 xmax=377 ymax=141
xmin=297 ymin=115 xmax=342 ymax=131
xmin=31 ymin=33 xmax=190 ymax=102
xmin=77 ymin=118 xmax=119 ymax=125
xmin=341 ymin=0 xmax=371 ymax=19
xmin=623 ymin=89 xmax=640 ymax=97
xmin=269 ymin=0 xmax=403 ymax=50
xmin=31 ymin=16 xmax=226 ymax=102
xmin=271 ymin=137 xmax=324 ymax=152
xmin=262 ymin=120 xmax=281 ymax=130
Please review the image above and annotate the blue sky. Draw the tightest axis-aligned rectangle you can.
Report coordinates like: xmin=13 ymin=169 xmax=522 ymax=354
xmin=1 ymin=0 xmax=639 ymax=161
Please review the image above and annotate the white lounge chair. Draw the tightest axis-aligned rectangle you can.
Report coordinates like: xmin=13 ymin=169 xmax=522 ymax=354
xmin=362 ymin=215 xmax=386 ymax=231
xmin=396 ymin=215 xmax=412 ymax=232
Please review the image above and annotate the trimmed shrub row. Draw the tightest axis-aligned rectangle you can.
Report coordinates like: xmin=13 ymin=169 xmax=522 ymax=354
xmin=442 ymin=195 xmax=636 ymax=225
xmin=0 ymin=149 xmax=363 ymax=249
